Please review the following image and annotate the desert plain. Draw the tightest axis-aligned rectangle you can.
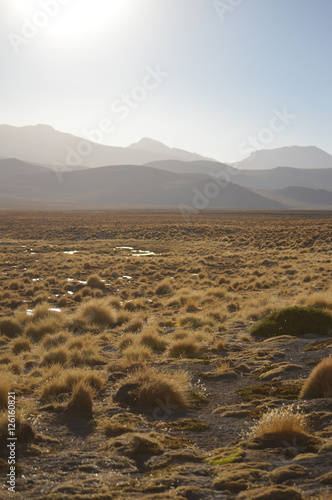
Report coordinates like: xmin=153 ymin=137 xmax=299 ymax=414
xmin=0 ymin=210 xmax=331 ymax=499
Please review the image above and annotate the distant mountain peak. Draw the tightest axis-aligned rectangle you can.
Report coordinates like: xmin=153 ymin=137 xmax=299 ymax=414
xmin=128 ymin=137 xmax=216 ymax=162
xmin=0 ymin=124 xmax=215 ymax=166
xmin=234 ymin=145 xmax=332 ymax=170
xmin=130 ymin=137 xmax=167 ymax=148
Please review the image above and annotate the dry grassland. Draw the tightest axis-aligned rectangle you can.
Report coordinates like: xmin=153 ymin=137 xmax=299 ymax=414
xmin=0 ymin=210 xmax=331 ymax=499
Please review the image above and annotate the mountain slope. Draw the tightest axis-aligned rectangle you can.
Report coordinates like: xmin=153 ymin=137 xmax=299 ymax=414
xmin=0 ymin=124 xmax=216 ymax=167
xmin=0 ymin=158 xmax=51 ymax=179
xmin=232 ymin=167 xmax=332 ymax=191
xmin=144 ymin=160 xmax=332 ymax=192
xmin=258 ymin=186 xmax=332 ymax=209
xmin=128 ymin=138 xmax=215 ymax=162
xmin=0 ymin=164 xmax=287 ymax=209
xmin=233 ymin=145 xmax=332 ymax=170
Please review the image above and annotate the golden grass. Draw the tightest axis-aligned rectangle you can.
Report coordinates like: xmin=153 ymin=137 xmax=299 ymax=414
xmin=40 ymin=368 xmax=105 ymax=400
xmin=86 ymin=274 xmax=105 ymax=290
xmin=137 ymin=329 xmax=167 ymax=353
xmin=155 ymin=278 xmax=173 ymax=295
xmin=304 ymin=292 xmax=332 ymax=310
xmin=248 ymin=406 xmax=311 ymax=441
xmin=41 ymin=347 xmax=69 ymax=367
xmin=42 ymin=332 xmax=69 ymax=350
xmin=67 ymin=381 xmax=94 ymax=415
xmin=0 ymin=372 xmax=12 ymax=410
xmin=25 ymin=316 xmax=63 ymax=343
xmin=300 ymin=357 xmax=332 ymax=399
xmin=11 ymin=337 xmax=32 ymax=354
xmin=75 ymin=298 xmax=117 ymax=327
xmin=0 ymin=317 xmax=23 ymax=338
xmin=122 ymin=344 xmax=153 ymax=366
xmin=168 ymin=338 xmax=200 ymax=358
xmin=0 ymin=211 xmax=331 ymax=497
xmin=114 ymin=366 xmax=190 ymax=409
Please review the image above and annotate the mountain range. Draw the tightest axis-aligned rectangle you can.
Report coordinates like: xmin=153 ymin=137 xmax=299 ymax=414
xmin=0 ymin=124 xmax=331 ymax=210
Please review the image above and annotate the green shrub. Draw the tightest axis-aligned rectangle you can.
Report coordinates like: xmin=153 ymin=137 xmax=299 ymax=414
xmin=250 ymin=306 xmax=332 ymax=338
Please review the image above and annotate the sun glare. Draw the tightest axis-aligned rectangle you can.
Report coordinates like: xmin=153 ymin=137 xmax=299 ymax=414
xmin=43 ymin=0 xmax=137 ymax=43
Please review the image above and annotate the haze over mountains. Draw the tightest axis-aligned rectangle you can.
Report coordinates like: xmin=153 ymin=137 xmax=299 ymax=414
xmin=232 ymin=145 xmax=332 ymax=170
xmin=0 ymin=124 xmax=331 ymax=210
xmin=0 ymin=125 xmax=212 ymax=167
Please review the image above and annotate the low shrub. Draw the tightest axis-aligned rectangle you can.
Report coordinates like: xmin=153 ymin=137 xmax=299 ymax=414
xmin=250 ymin=306 xmax=332 ymax=338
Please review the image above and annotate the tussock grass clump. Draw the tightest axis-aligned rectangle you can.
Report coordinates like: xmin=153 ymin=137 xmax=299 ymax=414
xmin=247 ymin=306 xmax=274 ymax=321
xmin=41 ymin=347 xmax=69 ymax=367
xmin=67 ymin=381 xmax=94 ymax=415
xmin=102 ymin=432 xmax=163 ymax=457
xmin=179 ymin=314 xmax=212 ymax=330
xmin=211 ymin=338 xmax=227 ymax=352
xmin=86 ymin=274 xmax=105 ymax=290
xmin=155 ymin=278 xmax=173 ymax=296
xmin=300 ymin=357 xmax=332 ymax=399
xmin=12 ymin=337 xmax=31 ymax=354
xmin=70 ymin=347 xmax=104 ymax=367
xmin=124 ymin=300 xmax=145 ymax=312
xmin=137 ymin=329 xmax=167 ymax=353
xmin=114 ymin=366 xmax=190 ymax=410
xmin=25 ymin=317 xmax=63 ymax=342
xmin=0 ymin=317 xmax=23 ymax=338
xmin=0 ymin=411 xmax=35 ymax=447
xmin=122 ymin=345 xmax=153 ymax=366
xmin=102 ymin=420 xmax=134 ymax=437
xmin=168 ymin=338 xmax=200 ymax=358
xmin=9 ymin=279 xmax=22 ymax=290
xmin=247 ymin=405 xmax=319 ymax=452
xmin=206 ymin=287 xmax=228 ymax=299
xmin=0 ymin=372 xmax=12 ymax=409
xmin=118 ymin=333 xmax=136 ymax=351
xmin=76 ymin=298 xmax=117 ymax=327
xmin=304 ymin=292 xmax=332 ymax=311
xmin=30 ymin=303 xmax=55 ymax=321
xmin=124 ymin=318 xmax=143 ymax=332
xmin=250 ymin=306 xmax=332 ymax=338
xmin=42 ymin=332 xmax=69 ymax=350
xmin=40 ymin=368 xmax=105 ymax=400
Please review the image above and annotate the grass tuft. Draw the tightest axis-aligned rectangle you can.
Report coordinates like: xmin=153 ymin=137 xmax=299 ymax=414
xmin=76 ymin=298 xmax=117 ymax=327
xmin=67 ymin=381 xmax=94 ymax=415
xmin=300 ymin=356 xmax=332 ymax=399
xmin=0 ymin=317 xmax=23 ymax=338
xmin=114 ymin=366 xmax=190 ymax=410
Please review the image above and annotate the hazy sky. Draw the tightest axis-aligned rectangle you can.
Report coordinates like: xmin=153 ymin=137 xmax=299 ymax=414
xmin=1 ymin=0 xmax=331 ymax=162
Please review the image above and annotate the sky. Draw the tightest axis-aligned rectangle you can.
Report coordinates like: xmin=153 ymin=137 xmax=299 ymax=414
xmin=0 ymin=0 xmax=331 ymax=163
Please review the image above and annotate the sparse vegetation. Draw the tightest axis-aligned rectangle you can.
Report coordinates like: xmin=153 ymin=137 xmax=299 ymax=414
xmin=0 ymin=211 xmax=331 ymax=498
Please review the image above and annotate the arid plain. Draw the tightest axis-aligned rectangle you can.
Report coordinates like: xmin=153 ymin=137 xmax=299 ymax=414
xmin=0 ymin=210 xmax=332 ymax=499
